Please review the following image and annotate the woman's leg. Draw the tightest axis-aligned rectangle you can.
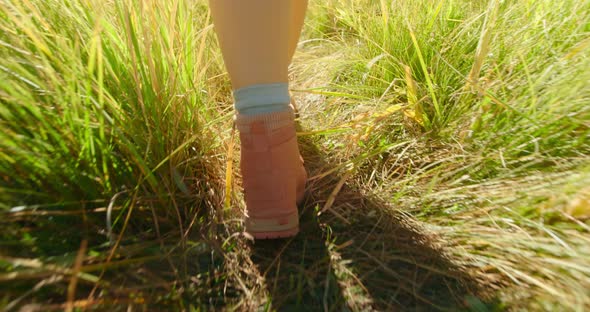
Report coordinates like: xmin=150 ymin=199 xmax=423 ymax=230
xmin=209 ymin=0 xmax=307 ymax=88
xmin=288 ymin=0 xmax=309 ymax=64
xmin=209 ymin=0 xmax=308 ymax=239
xmin=209 ymin=0 xmax=290 ymax=90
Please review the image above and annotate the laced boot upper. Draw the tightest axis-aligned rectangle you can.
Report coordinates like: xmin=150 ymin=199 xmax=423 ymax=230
xmin=236 ymin=109 xmax=307 ymax=238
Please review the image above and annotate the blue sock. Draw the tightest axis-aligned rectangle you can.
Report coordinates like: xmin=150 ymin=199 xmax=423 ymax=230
xmin=233 ymin=83 xmax=291 ymax=115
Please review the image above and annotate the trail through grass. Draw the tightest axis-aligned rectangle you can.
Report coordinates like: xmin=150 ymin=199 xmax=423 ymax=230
xmin=1 ymin=0 xmax=589 ymax=311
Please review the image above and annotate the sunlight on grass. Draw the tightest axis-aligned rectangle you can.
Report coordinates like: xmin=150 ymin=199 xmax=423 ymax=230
xmin=1 ymin=0 xmax=589 ymax=310
xmin=298 ymin=0 xmax=589 ymax=309
xmin=1 ymin=0 xmax=232 ymax=309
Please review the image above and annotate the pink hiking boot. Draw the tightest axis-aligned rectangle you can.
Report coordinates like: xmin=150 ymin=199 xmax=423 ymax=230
xmin=236 ymin=108 xmax=307 ymax=239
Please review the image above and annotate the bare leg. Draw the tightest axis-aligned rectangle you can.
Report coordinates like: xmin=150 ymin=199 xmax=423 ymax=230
xmin=288 ymin=0 xmax=309 ymax=65
xmin=209 ymin=0 xmax=290 ymax=90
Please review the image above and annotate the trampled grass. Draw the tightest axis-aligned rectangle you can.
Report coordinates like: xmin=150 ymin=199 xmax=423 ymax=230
xmin=1 ymin=0 xmax=589 ymax=311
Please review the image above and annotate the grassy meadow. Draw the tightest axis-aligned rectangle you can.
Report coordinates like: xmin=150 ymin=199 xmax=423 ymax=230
xmin=1 ymin=0 xmax=589 ymax=310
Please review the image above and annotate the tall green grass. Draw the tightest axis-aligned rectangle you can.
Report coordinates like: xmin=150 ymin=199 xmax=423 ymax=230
xmin=298 ymin=0 xmax=590 ymax=309
xmin=0 ymin=0 xmax=228 ymax=221
xmin=1 ymin=0 xmax=232 ymax=308
xmin=0 ymin=1 xmax=228 ymax=208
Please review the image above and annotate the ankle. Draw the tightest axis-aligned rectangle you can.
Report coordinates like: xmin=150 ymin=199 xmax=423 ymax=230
xmin=233 ymin=83 xmax=291 ymax=116
xmin=235 ymin=107 xmax=295 ymax=134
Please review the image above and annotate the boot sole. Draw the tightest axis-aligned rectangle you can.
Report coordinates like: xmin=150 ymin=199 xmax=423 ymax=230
xmin=248 ymin=226 xmax=299 ymax=239
xmin=245 ymin=212 xmax=299 ymax=239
